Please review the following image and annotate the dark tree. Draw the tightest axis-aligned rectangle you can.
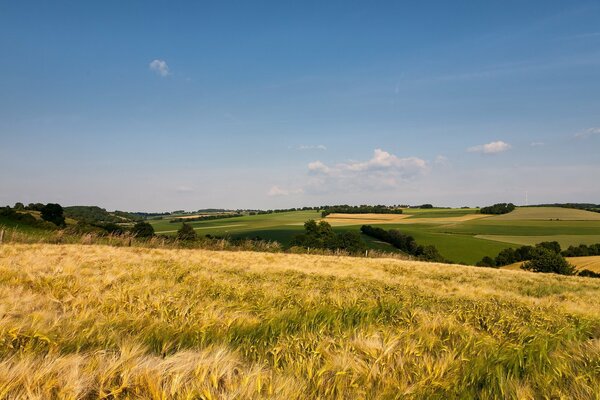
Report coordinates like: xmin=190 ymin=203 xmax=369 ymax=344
xmin=476 ymin=256 xmax=496 ymax=268
xmin=177 ymin=223 xmax=197 ymax=241
xmin=536 ymin=241 xmax=561 ymax=254
xmin=13 ymin=202 xmax=25 ymax=210
xmin=41 ymin=203 xmax=66 ymax=227
xmin=521 ymin=248 xmax=575 ymax=275
xmin=131 ymin=221 xmax=155 ymax=238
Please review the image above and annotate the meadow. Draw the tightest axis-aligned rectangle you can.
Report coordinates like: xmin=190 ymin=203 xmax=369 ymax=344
xmin=146 ymin=207 xmax=600 ymax=265
xmin=0 ymin=243 xmax=599 ymax=399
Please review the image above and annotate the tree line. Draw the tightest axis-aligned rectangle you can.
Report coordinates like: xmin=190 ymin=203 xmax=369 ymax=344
xmin=321 ymin=205 xmax=403 ymax=218
xmin=476 ymin=241 xmax=599 ymax=277
xmin=360 ymin=225 xmax=446 ymax=262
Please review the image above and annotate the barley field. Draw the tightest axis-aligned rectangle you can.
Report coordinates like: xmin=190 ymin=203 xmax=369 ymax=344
xmin=1 ymin=244 xmax=600 ymax=399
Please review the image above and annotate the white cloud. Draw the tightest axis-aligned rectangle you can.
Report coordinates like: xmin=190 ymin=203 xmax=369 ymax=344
xmin=297 ymin=144 xmax=327 ymax=151
xmin=574 ymin=127 xmax=600 ymax=139
xmin=467 ymin=141 xmax=511 ymax=154
xmin=267 ymin=186 xmax=303 ymax=197
xmin=149 ymin=59 xmax=170 ymax=77
xmin=305 ymin=149 xmax=428 ymax=193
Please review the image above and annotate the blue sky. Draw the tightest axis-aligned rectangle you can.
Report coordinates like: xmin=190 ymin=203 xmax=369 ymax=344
xmin=1 ymin=1 xmax=599 ymax=211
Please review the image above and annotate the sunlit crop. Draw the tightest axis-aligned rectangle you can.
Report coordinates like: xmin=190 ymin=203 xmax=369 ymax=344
xmin=1 ymin=244 xmax=599 ymax=399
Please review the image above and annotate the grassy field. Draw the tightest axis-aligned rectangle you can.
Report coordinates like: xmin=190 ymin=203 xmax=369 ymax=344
xmin=1 ymin=244 xmax=599 ymax=399
xmin=145 ymin=207 xmax=600 ymax=265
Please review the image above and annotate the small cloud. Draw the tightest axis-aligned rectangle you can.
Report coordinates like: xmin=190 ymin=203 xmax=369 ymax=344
xmin=530 ymin=142 xmax=545 ymax=147
xmin=307 ymin=160 xmax=331 ymax=174
xmin=467 ymin=140 xmax=511 ymax=154
xmin=149 ymin=59 xmax=170 ymax=77
xmin=574 ymin=127 xmax=600 ymax=139
xmin=267 ymin=186 xmax=303 ymax=197
xmin=297 ymin=144 xmax=327 ymax=151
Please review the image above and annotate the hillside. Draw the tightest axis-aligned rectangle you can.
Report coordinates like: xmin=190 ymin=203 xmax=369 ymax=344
xmin=0 ymin=244 xmax=599 ymax=398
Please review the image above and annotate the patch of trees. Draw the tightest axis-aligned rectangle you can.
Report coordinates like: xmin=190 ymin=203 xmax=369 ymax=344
xmin=40 ymin=204 xmax=66 ymax=227
xmin=476 ymin=241 xmax=600 ymax=277
xmin=521 ymin=247 xmax=575 ymax=275
xmin=562 ymin=243 xmax=600 ymax=257
xmin=291 ymin=220 xmax=366 ymax=253
xmin=63 ymin=206 xmax=139 ymax=224
xmin=0 ymin=206 xmax=55 ymax=229
xmin=479 ymin=203 xmax=516 ymax=215
xmin=477 ymin=241 xmax=561 ymax=268
xmin=321 ymin=205 xmax=403 ymax=218
xmin=360 ymin=225 xmax=445 ymax=262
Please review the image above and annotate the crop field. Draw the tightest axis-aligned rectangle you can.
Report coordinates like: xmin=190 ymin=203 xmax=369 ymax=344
xmin=143 ymin=207 xmax=600 ymax=264
xmin=1 ymin=244 xmax=600 ymax=399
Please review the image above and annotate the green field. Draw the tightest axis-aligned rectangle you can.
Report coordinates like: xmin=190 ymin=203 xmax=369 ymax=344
xmin=146 ymin=207 xmax=600 ymax=264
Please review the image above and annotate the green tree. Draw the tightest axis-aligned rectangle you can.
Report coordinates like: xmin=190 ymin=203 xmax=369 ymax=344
xmin=14 ymin=202 xmax=25 ymax=210
xmin=177 ymin=223 xmax=197 ymax=241
xmin=41 ymin=203 xmax=66 ymax=227
xmin=521 ymin=248 xmax=575 ymax=275
xmin=131 ymin=221 xmax=154 ymax=238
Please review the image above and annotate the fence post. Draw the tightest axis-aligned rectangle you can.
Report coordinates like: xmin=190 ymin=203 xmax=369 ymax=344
xmin=0 ymin=229 xmax=4 ymax=244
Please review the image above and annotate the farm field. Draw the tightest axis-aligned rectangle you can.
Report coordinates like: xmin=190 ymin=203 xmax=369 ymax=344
xmin=143 ymin=207 xmax=600 ymax=265
xmin=1 ymin=244 xmax=599 ymax=398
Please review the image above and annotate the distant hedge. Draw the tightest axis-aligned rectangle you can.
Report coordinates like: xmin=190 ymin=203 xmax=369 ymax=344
xmin=479 ymin=203 xmax=516 ymax=215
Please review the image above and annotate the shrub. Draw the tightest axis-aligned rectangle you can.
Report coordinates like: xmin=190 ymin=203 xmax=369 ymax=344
xmin=521 ymin=248 xmax=575 ymax=275
xmin=131 ymin=221 xmax=155 ymax=238
xmin=177 ymin=223 xmax=197 ymax=241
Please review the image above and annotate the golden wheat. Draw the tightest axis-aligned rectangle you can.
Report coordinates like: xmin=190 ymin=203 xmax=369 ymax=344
xmin=0 ymin=244 xmax=599 ymax=399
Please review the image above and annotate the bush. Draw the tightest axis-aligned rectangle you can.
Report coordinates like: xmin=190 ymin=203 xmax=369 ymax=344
xmin=131 ymin=221 xmax=155 ymax=238
xmin=476 ymin=256 xmax=496 ymax=268
xmin=521 ymin=248 xmax=575 ymax=275
xmin=177 ymin=223 xmax=197 ymax=241
xmin=578 ymin=269 xmax=600 ymax=278
xmin=41 ymin=203 xmax=66 ymax=227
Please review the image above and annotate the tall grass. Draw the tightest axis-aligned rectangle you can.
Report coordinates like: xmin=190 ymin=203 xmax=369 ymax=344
xmin=0 ymin=244 xmax=599 ymax=398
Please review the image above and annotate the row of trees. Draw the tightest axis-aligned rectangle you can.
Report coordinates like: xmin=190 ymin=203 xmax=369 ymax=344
xmin=321 ymin=205 xmax=403 ymax=218
xmin=360 ymin=225 xmax=445 ymax=262
xmin=291 ymin=220 xmax=366 ymax=253
xmin=562 ymin=243 xmax=600 ymax=257
xmin=476 ymin=241 xmax=600 ymax=277
xmin=479 ymin=203 xmax=516 ymax=215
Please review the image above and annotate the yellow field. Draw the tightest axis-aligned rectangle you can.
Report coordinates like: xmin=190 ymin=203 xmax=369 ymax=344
xmin=489 ymin=207 xmax=600 ymax=221
xmin=324 ymin=213 xmax=489 ymax=226
xmin=1 ymin=244 xmax=600 ymax=398
xmin=504 ymin=256 xmax=600 ymax=273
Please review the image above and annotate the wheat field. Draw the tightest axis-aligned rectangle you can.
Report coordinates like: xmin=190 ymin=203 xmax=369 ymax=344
xmin=1 ymin=244 xmax=600 ymax=399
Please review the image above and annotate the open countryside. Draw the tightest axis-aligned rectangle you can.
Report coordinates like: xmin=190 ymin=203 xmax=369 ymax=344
xmin=3 ymin=1 xmax=600 ymax=398
xmin=145 ymin=206 xmax=600 ymax=264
